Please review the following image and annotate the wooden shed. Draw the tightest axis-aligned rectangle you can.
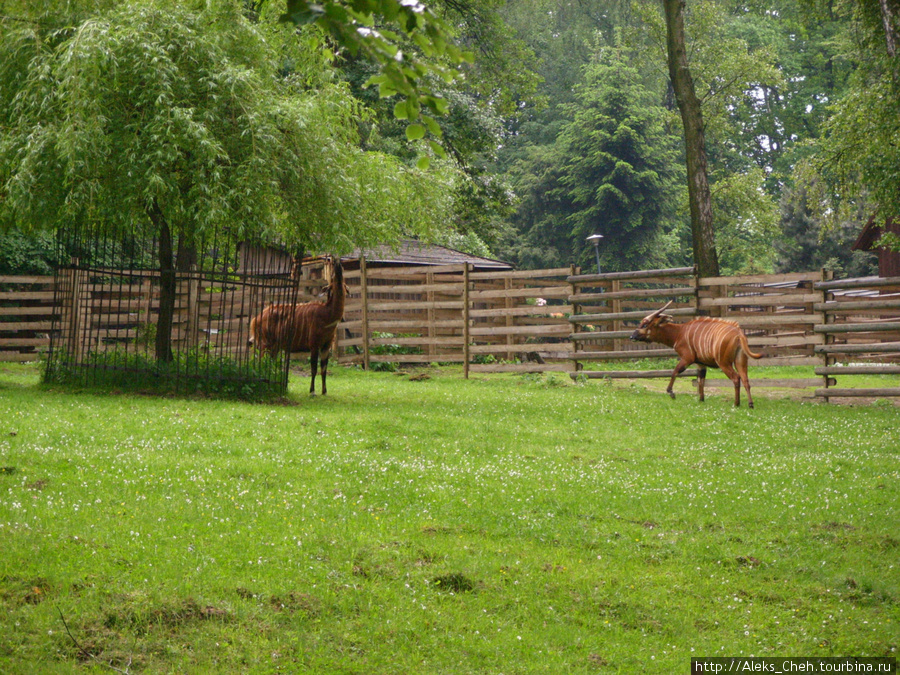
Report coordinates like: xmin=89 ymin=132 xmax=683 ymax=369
xmin=853 ymin=216 xmax=900 ymax=278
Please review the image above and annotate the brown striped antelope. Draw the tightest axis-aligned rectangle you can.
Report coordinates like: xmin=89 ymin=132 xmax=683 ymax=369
xmin=249 ymin=257 xmax=346 ymax=395
xmin=630 ymin=301 xmax=763 ymax=408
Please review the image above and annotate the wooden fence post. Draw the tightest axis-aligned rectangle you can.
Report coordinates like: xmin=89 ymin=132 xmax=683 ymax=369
xmin=821 ymin=267 xmax=833 ymax=403
xmin=65 ymin=258 xmax=85 ymax=359
xmin=463 ymin=263 xmax=471 ymax=379
xmin=611 ymin=279 xmax=622 ymax=352
xmin=427 ymin=270 xmax=435 ymax=360
xmin=569 ymin=264 xmax=581 ymax=373
xmin=360 ymin=257 xmax=370 ymax=371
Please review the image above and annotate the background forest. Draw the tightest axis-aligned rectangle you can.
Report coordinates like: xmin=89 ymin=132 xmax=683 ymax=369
xmin=1 ymin=0 xmax=898 ymax=277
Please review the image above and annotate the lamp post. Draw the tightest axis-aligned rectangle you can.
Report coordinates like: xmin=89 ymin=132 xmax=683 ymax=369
xmin=586 ymin=234 xmax=603 ymax=275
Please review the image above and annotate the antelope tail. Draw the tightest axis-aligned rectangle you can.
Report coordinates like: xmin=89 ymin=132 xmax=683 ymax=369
xmin=740 ymin=333 xmax=763 ymax=360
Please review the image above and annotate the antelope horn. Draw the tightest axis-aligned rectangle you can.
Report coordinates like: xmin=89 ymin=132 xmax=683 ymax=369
xmin=646 ymin=300 xmax=674 ymax=320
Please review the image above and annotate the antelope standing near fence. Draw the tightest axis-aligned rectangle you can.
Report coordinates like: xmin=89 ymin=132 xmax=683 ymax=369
xmin=630 ymin=301 xmax=763 ymax=408
xmin=249 ymin=257 xmax=346 ymax=395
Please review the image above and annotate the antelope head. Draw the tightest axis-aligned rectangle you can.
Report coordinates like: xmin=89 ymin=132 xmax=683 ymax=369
xmin=630 ymin=301 xmax=674 ymax=342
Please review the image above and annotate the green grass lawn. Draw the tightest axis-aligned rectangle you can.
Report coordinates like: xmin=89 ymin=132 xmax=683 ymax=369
xmin=1 ymin=362 xmax=898 ymax=673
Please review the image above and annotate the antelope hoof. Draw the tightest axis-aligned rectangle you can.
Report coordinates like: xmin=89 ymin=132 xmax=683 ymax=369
xmin=667 ymin=390 xmax=676 ymax=400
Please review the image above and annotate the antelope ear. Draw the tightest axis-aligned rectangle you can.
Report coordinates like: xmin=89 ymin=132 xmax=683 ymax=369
xmin=657 ymin=314 xmax=673 ymax=324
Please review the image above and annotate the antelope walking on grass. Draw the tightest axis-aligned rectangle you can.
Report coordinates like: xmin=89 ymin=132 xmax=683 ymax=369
xmin=630 ymin=301 xmax=763 ymax=408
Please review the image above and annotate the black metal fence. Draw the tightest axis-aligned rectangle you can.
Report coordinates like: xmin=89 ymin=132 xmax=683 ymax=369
xmin=46 ymin=230 xmax=300 ymax=398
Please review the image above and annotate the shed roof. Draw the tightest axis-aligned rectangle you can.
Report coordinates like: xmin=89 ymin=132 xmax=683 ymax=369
xmin=341 ymin=240 xmax=513 ymax=270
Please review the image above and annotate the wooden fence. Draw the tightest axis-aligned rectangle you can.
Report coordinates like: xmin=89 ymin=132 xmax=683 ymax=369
xmin=4 ymin=266 xmax=899 ymax=401
xmin=337 ymin=263 xmax=575 ymax=374
xmin=0 ymin=275 xmax=56 ymax=362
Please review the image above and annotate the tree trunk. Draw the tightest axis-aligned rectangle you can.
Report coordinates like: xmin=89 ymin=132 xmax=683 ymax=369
xmin=879 ymin=0 xmax=900 ymax=57
xmin=149 ymin=201 xmax=176 ymax=362
xmin=662 ymin=0 xmax=720 ymax=278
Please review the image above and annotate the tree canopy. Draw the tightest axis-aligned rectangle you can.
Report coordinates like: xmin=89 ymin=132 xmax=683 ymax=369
xmin=2 ymin=0 xmax=891 ymax=277
xmin=0 ymin=0 xmax=451 ymax=253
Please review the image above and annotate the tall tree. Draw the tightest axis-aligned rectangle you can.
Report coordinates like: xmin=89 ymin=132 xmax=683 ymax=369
xmin=504 ymin=48 xmax=682 ymax=271
xmin=662 ymin=0 xmax=719 ymax=277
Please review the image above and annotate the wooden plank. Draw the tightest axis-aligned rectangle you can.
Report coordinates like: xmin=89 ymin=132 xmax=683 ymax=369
xmin=470 ymin=286 xmax=570 ymax=301
xmin=370 ymin=336 xmax=462 ymax=347
xmin=366 ymin=282 xmax=462 ymax=295
xmin=366 ymin=319 xmax=463 ymax=331
xmin=569 ymin=286 xmax=696 ymax=303
xmin=471 ymin=305 xmax=574 ymax=319
xmin=571 ymin=330 xmax=633 ymax=341
xmin=756 ymin=356 xmax=821 ymax=366
xmin=0 ymin=321 xmax=54 ymax=331
xmin=0 ymin=291 xmax=55 ymax=300
xmin=469 ymin=343 xmax=573 ymax=354
xmin=816 ymin=365 xmax=900 ymax=375
xmin=367 ymin=300 xmax=464 ymax=311
xmin=814 ymin=322 xmax=900 ymax=333
xmin=726 ymin=314 xmax=821 ymax=327
xmin=701 ymin=292 xmax=821 ymax=307
xmin=569 ymin=308 xmax=697 ymax=323
xmin=568 ymin=267 xmax=694 ymax=283
xmin=573 ymin=369 xmax=700 ymax=379
xmin=469 ymin=324 xmax=571 ymax=337
xmin=815 ymin=275 xmax=900 ymax=290
xmin=470 ymin=267 xmax=572 ymax=281
xmin=0 ymin=338 xmax=49 ymax=347
xmin=815 ymin=388 xmax=900 ymax=397
xmin=0 ymin=275 xmax=55 ymax=284
xmin=365 ymin=264 xmax=466 ymax=278
xmin=0 ymin=352 xmax=44 ymax=362
xmin=814 ymin=299 xmax=900 ymax=312
xmin=97 ymin=328 xmax=138 ymax=339
xmin=700 ymin=271 xmax=821 ymax=286
xmin=815 ymin=342 xmax=900 ymax=354
xmin=750 ymin=334 xmax=823 ymax=347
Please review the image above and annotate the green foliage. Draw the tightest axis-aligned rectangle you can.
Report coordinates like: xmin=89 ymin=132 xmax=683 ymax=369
xmin=775 ymin=183 xmax=877 ymax=277
xmin=504 ymin=46 xmax=683 ymax=270
xmin=706 ymin=167 xmax=779 ymax=275
xmin=271 ymin=0 xmax=475 ymax=163
xmin=369 ymin=331 xmax=421 ymax=371
xmin=0 ymin=0 xmax=452 ymax=255
xmin=0 ymin=227 xmax=56 ymax=275
xmin=789 ymin=0 xmax=900 ymax=228
xmin=877 ymin=231 xmax=900 ymax=253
